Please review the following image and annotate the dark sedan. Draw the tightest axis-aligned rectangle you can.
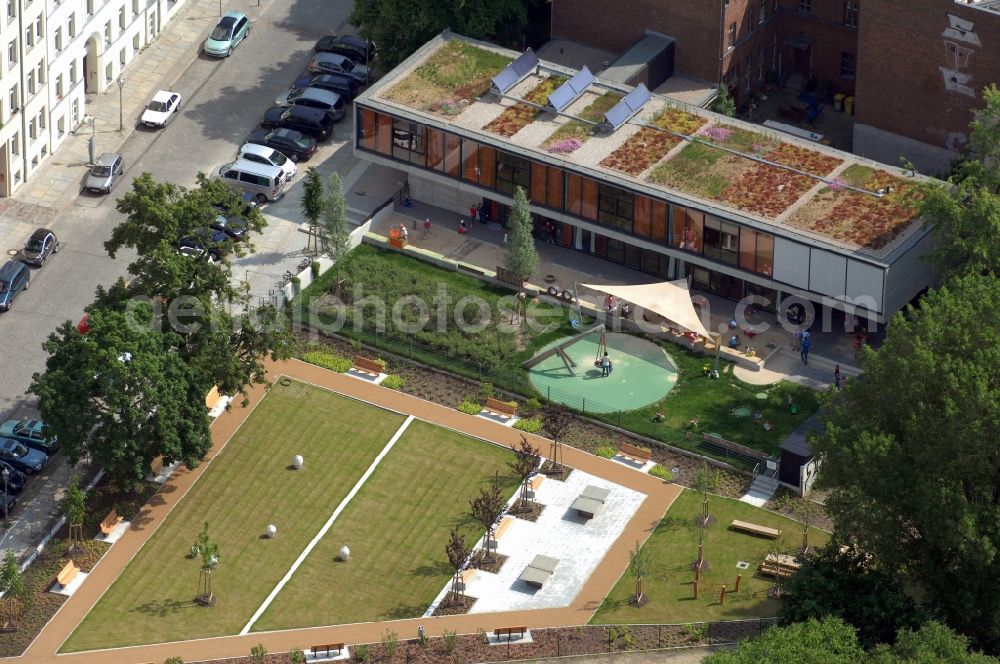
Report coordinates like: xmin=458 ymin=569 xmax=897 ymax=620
xmin=314 ymin=34 xmax=374 ymax=63
xmin=0 ymin=461 xmax=26 ymax=495
xmin=244 ymin=128 xmax=317 ymax=163
xmin=209 ymin=213 xmax=249 ymax=241
xmin=20 ymin=228 xmax=60 ymax=267
xmin=178 ymin=227 xmax=225 ymax=263
xmin=0 ymin=419 xmax=58 ymax=454
xmin=260 ymin=106 xmax=335 ymax=141
xmin=306 ymin=52 xmax=371 ymax=85
xmin=0 ymin=438 xmax=47 ymax=475
xmin=291 ymin=73 xmax=360 ymax=101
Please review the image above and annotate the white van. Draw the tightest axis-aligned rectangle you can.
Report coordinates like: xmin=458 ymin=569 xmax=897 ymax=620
xmin=216 ymin=158 xmax=287 ymax=203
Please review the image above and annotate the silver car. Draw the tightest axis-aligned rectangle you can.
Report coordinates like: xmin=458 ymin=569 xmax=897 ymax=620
xmin=85 ymin=153 xmax=125 ymax=194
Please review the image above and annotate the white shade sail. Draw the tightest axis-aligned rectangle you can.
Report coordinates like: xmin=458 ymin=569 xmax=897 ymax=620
xmin=579 ymin=280 xmax=713 ymax=339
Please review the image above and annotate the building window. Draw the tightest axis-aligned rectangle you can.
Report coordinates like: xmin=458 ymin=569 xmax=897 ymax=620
xmin=841 ymin=51 xmax=856 ymax=79
xmin=133 ymin=33 xmax=140 ymax=51
xmin=25 ymin=26 xmax=32 ymax=47
xmin=10 ymin=135 xmax=17 ymax=155
xmin=69 ymin=15 xmax=76 ymax=38
xmin=58 ymin=116 xmax=65 ymax=137
xmin=72 ymin=98 xmax=80 ymax=123
xmin=390 ymin=118 xmax=425 ymax=165
xmin=758 ymin=46 xmax=765 ymax=81
xmin=744 ymin=55 xmax=751 ymax=92
xmin=9 ymin=84 xmax=17 ymax=111
xmin=133 ymin=0 xmax=139 ymax=14
xmin=728 ymin=22 xmax=736 ymax=48
xmin=799 ymin=0 xmax=811 ymax=13
xmin=55 ymin=27 xmax=62 ymax=51
xmin=739 ymin=229 xmax=774 ymax=276
xmin=119 ymin=7 xmax=125 ymax=29
xmin=29 ymin=118 xmax=36 ymax=140
xmin=759 ymin=0 xmax=766 ymax=23
xmin=104 ymin=22 xmax=111 ymax=45
xmin=844 ymin=0 xmax=859 ymax=28
xmin=6 ymin=0 xmax=13 ymax=20
xmin=105 ymin=62 xmax=113 ymax=83
xmin=37 ymin=63 xmax=45 ymax=84
xmin=39 ymin=109 xmax=45 ymax=129
xmin=7 ymin=39 xmax=15 ymax=65
xmin=496 ymin=151 xmax=530 ymax=197
xmin=55 ymin=74 xmax=63 ymax=98
xmin=119 ymin=48 xmax=125 ymax=65
xmin=672 ymin=207 xmax=704 ymax=253
xmin=597 ymin=183 xmax=634 ymax=233
xmin=27 ymin=70 xmax=34 ymax=95
xmin=703 ymin=216 xmax=740 ymax=265
xmin=87 ymin=0 xmax=94 ymax=15
xmin=69 ymin=60 xmax=77 ymax=84
xmin=35 ymin=17 xmax=42 ymax=39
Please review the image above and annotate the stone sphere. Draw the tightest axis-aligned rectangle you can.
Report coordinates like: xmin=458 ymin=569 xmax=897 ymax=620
xmin=340 ymin=545 xmax=350 ymax=561
xmin=266 ymin=524 xmax=277 ymax=538
xmin=293 ymin=455 xmax=304 ymax=469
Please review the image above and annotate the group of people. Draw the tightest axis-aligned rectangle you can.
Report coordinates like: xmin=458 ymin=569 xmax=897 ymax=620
xmin=603 ymin=294 xmax=631 ymax=317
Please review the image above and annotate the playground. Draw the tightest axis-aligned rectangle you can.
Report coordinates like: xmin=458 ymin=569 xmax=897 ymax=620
xmin=525 ymin=327 xmax=679 ymax=413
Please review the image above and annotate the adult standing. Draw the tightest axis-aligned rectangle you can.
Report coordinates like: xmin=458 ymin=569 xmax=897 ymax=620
xmin=800 ymin=337 xmax=812 ymax=365
xmin=601 ymin=352 xmax=611 ymax=377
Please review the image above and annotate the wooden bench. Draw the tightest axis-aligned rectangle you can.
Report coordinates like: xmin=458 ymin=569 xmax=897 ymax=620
xmin=352 ymin=356 xmax=384 ymax=375
xmin=100 ymin=509 xmax=123 ymax=536
xmin=730 ymin=519 xmax=781 ymax=539
xmin=56 ymin=560 xmax=80 ymax=588
xmin=456 ymin=567 xmax=477 ymax=591
xmin=494 ymin=625 xmax=527 ymax=641
xmin=483 ymin=397 xmax=517 ymax=419
xmin=758 ymin=563 xmax=794 ymax=579
xmin=311 ymin=643 xmax=345 ymax=658
xmin=618 ymin=442 xmax=652 ymax=463
xmin=488 ymin=516 xmax=514 ymax=550
xmin=526 ymin=473 xmax=544 ymax=498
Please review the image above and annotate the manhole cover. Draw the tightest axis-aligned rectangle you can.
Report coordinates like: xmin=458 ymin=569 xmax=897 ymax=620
xmin=736 ymin=561 xmax=750 ymax=570
xmin=732 ymin=406 xmax=753 ymax=417
xmin=755 ymin=392 xmax=769 ymax=400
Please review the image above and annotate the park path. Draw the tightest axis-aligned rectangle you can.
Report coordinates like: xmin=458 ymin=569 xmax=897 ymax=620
xmin=23 ymin=359 xmax=682 ymax=664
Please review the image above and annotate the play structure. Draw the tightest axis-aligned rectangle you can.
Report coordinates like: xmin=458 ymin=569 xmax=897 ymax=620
xmin=521 ymin=324 xmax=606 ymax=377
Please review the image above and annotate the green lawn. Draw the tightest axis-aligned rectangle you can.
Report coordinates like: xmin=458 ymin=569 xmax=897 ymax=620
xmin=253 ymin=419 xmax=518 ymax=630
xmin=593 ymin=489 xmax=830 ymax=624
xmin=62 ymin=380 xmax=406 ymax=651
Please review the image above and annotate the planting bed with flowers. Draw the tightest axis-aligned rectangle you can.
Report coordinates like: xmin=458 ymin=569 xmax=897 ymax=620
xmin=540 ymin=92 xmax=624 ymax=153
xmin=385 ymin=42 xmax=510 ymax=117
xmin=599 ymin=106 xmax=708 ymax=175
xmin=483 ymin=76 xmax=566 ymax=137
xmin=647 ymin=125 xmax=766 ymax=198
xmin=786 ymin=164 xmax=922 ymax=249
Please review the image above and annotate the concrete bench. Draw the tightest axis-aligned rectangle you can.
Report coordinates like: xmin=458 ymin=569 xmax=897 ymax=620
xmin=618 ymin=442 xmax=652 ymax=463
xmin=100 ymin=509 xmax=123 ymax=536
xmin=483 ymin=397 xmax=517 ymax=418
xmin=519 ymin=555 xmax=559 ymax=588
xmin=731 ymin=519 xmax=781 ymax=539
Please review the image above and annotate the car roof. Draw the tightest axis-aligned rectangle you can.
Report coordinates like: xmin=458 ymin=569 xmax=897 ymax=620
xmin=95 ymin=152 xmax=120 ymax=166
xmin=293 ymin=87 xmax=342 ymax=103
xmin=0 ymin=260 xmax=27 ymax=278
xmin=314 ymin=52 xmax=350 ymax=65
xmin=220 ymin=11 xmax=245 ymax=23
xmin=29 ymin=228 xmax=53 ymax=241
xmin=239 ymin=142 xmax=275 ymax=159
xmin=335 ymin=35 xmax=367 ymax=47
xmin=151 ymin=90 xmax=178 ymax=103
xmin=285 ymin=105 xmax=326 ymax=119
xmin=229 ymin=157 xmax=284 ymax=177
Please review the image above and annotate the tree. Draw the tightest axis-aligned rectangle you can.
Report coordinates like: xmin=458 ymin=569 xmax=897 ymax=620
xmin=300 ymin=167 xmax=326 ymax=254
xmin=705 ymin=617 xmax=864 ymax=664
xmin=321 ymin=172 xmax=351 ymax=266
xmin=504 ymin=186 xmax=538 ymax=284
xmin=692 ymin=462 xmax=718 ymax=570
xmin=813 ymin=273 xmax=1000 ymax=652
xmin=30 ymin=306 xmax=212 ymax=489
xmin=778 ymin=494 xmax=823 ymax=555
xmin=61 ymin=474 xmax=87 ymax=553
xmin=628 ymin=540 xmax=651 ymax=603
xmin=870 ymin=621 xmax=999 ymax=664
xmin=713 ymin=83 xmax=736 ymax=117
xmin=193 ymin=522 xmax=219 ymax=605
xmin=780 ymin=542 xmax=926 ymax=649
xmin=0 ymin=550 xmax=26 ymax=630
xmin=444 ymin=528 xmax=469 ymax=605
xmin=470 ymin=479 xmax=505 ymax=563
xmin=350 ymin=0 xmax=535 ymax=70
xmin=508 ymin=435 xmax=540 ymax=509
xmin=541 ymin=405 xmax=573 ymax=472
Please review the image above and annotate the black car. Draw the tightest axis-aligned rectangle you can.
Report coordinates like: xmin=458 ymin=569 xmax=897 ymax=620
xmin=244 ymin=128 xmax=318 ymax=163
xmin=0 ymin=438 xmax=47 ymax=475
xmin=306 ymin=52 xmax=371 ymax=85
xmin=178 ymin=227 xmax=225 ymax=262
xmin=292 ymin=73 xmax=360 ymax=101
xmin=314 ymin=34 xmax=374 ymax=63
xmin=20 ymin=228 xmax=60 ymax=267
xmin=0 ymin=461 xmax=26 ymax=495
xmin=209 ymin=213 xmax=249 ymax=241
xmin=260 ymin=106 xmax=335 ymax=141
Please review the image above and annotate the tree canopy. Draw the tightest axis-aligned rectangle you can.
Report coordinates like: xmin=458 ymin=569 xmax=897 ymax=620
xmin=504 ymin=186 xmax=539 ymax=283
xmin=813 ymin=273 xmax=1000 ymax=651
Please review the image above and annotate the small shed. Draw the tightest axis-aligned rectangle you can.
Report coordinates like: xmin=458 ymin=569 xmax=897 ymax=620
xmin=778 ymin=413 xmax=824 ymax=495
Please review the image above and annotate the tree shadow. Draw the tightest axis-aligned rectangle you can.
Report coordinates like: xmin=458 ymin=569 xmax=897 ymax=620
xmin=411 ymin=560 xmax=452 ymax=577
xmin=383 ymin=603 xmax=426 ymax=620
xmin=132 ymin=597 xmax=196 ymax=618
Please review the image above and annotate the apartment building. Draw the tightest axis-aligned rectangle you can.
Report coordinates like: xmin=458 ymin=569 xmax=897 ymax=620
xmin=0 ymin=0 xmax=186 ymax=196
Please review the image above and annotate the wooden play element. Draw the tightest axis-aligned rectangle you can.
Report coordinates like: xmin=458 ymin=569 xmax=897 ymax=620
xmin=99 ymin=509 xmax=123 ymax=536
xmin=730 ymin=519 xmax=781 ymax=539
xmin=521 ymin=324 xmax=606 ymax=377
xmin=618 ymin=442 xmax=652 ymax=464
xmin=311 ymin=643 xmax=345 ymax=658
xmin=388 ymin=223 xmax=409 ymax=249
xmin=55 ymin=560 xmax=80 ymax=588
xmin=483 ymin=397 xmax=517 ymax=419
xmin=760 ymin=552 xmax=801 ymax=580
xmin=494 ymin=625 xmax=527 ymax=641
xmin=351 ymin=356 xmax=384 ymax=376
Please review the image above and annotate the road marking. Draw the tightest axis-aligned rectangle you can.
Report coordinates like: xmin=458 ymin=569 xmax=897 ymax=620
xmin=240 ymin=414 xmax=415 ymax=634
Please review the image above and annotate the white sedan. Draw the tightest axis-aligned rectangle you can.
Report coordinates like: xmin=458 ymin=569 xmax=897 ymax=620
xmin=141 ymin=90 xmax=182 ymax=128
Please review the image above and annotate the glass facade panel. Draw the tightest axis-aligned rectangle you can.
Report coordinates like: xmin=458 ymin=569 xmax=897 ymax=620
xmin=624 ymin=243 xmax=641 ymax=269
xmin=673 ymin=206 xmax=703 ymax=253
xmin=375 ymin=112 xmax=393 ymax=155
xmin=606 ymin=237 xmax=625 ymax=263
xmin=391 ymin=118 xmax=424 ymax=165
xmin=496 ymin=151 xmax=530 ymax=196
xmin=444 ymin=134 xmax=461 ymax=177
xmin=598 ymin=183 xmax=633 ymax=232
xmin=566 ymin=173 xmax=582 ymax=216
xmin=633 ymin=195 xmax=651 ymax=238
xmin=530 ymin=162 xmax=547 ymax=205
xmin=739 ymin=228 xmax=757 ymax=271
xmin=756 ymin=232 xmax=774 ymax=276
xmin=462 ymin=139 xmax=479 ymax=182
xmin=546 ymin=166 xmax=563 ymax=210
xmin=358 ymin=108 xmax=377 ymax=151
xmin=581 ymin=177 xmax=598 ymax=221
xmin=478 ymin=145 xmax=496 ymax=188
xmin=703 ymin=216 xmax=738 ymax=264
xmin=650 ymin=201 xmax=667 ymax=244
xmin=426 ymin=127 xmax=444 ymax=171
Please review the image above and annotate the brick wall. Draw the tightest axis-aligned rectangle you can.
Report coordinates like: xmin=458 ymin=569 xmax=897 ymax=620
xmin=776 ymin=1 xmax=859 ymax=96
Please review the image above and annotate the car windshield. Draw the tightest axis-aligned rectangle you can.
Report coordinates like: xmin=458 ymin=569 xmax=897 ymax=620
xmin=209 ymin=21 xmax=233 ymax=41
xmin=10 ymin=443 xmax=28 ymax=457
xmin=148 ymin=100 xmax=168 ymax=112
xmin=294 ymin=137 xmax=310 ymax=148
xmin=0 ymin=280 xmax=7 ymax=290
xmin=287 ymin=89 xmax=304 ymax=101
xmin=340 ymin=58 xmax=355 ymax=72
xmin=269 ymin=151 xmax=287 ymax=165
xmin=92 ymin=165 xmax=112 ymax=177
xmin=26 ymin=238 xmax=45 ymax=250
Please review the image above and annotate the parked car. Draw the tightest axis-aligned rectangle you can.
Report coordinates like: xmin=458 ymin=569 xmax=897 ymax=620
xmin=243 ymin=128 xmax=317 ymax=163
xmin=178 ymin=227 xmax=224 ymax=262
xmin=0 ymin=438 xmax=47 ymax=475
xmin=260 ymin=106 xmax=335 ymax=141
xmin=314 ymin=34 xmax=374 ymax=63
xmin=306 ymin=52 xmax=371 ymax=85
xmin=203 ymin=11 xmax=250 ymax=57
xmin=0 ymin=461 xmax=26 ymax=495
xmin=209 ymin=213 xmax=249 ymax=241
xmin=0 ymin=260 xmax=30 ymax=312
xmin=19 ymin=228 xmax=59 ymax=267
xmin=216 ymin=158 xmax=289 ymax=203
xmin=85 ymin=152 xmax=125 ymax=194
xmin=238 ymin=142 xmax=297 ymax=181
xmin=0 ymin=419 xmax=58 ymax=455
xmin=141 ymin=90 xmax=182 ymax=128
xmin=291 ymin=73 xmax=360 ymax=101
xmin=274 ymin=87 xmax=345 ymax=121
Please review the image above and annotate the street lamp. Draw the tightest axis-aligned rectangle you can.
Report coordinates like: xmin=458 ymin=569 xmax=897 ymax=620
xmin=2 ymin=466 xmax=9 ymax=522
xmin=116 ymin=75 xmax=125 ymax=132
xmin=84 ymin=114 xmax=96 ymax=164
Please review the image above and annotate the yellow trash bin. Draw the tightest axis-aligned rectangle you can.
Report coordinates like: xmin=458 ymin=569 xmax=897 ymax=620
xmin=845 ymin=96 xmax=855 ymax=115
xmin=834 ymin=93 xmax=846 ymax=112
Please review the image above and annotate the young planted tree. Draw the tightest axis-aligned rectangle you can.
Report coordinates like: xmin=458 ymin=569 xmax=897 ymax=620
xmin=713 ymin=83 xmax=736 ymax=117
xmin=470 ymin=479 xmax=505 ymax=564
xmin=629 ymin=540 xmax=651 ymax=604
xmin=322 ymin=172 xmax=351 ymax=267
xmin=504 ymin=186 xmax=539 ymax=285
xmin=0 ymin=550 xmax=26 ymax=631
xmin=61 ymin=474 xmax=87 ymax=554
xmin=541 ymin=405 xmax=573 ymax=473
xmin=693 ymin=463 xmax=719 ymax=570
xmin=445 ymin=528 xmax=469 ymax=606
xmin=779 ymin=494 xmax=823 ymax=555
xmin=300 ymin=167 xmax=326 ymax=255
xmin=508 ymin=435 xmax=540 ymax=510
xmin=193 ymin=522 xmax=220 ymax=606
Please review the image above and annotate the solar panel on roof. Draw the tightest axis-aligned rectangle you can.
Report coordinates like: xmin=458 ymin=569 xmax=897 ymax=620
xmin=491 ymin=48 xmax=540 ymax=94
xmin=547 ymin=66 xmax=595 ymax=112
xmin=603 ymin=83 xmax=651 ymax=130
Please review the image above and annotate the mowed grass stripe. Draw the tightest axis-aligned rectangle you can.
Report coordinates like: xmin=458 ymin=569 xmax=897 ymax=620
xmin=253 ymin=420 xmax=520 ymax=630
xmin=62 ymin=381 xmax=404 ymax=652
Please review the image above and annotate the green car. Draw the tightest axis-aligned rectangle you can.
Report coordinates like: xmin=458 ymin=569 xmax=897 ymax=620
xmin=0 ymin=419 xmax=58 ymax=455
xmin=203 ymin=11 xmax=250 ymax=57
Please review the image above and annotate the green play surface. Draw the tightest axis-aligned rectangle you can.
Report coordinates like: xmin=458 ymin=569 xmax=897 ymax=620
xmin=527 ymin=332 xmax=678 ymax=413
